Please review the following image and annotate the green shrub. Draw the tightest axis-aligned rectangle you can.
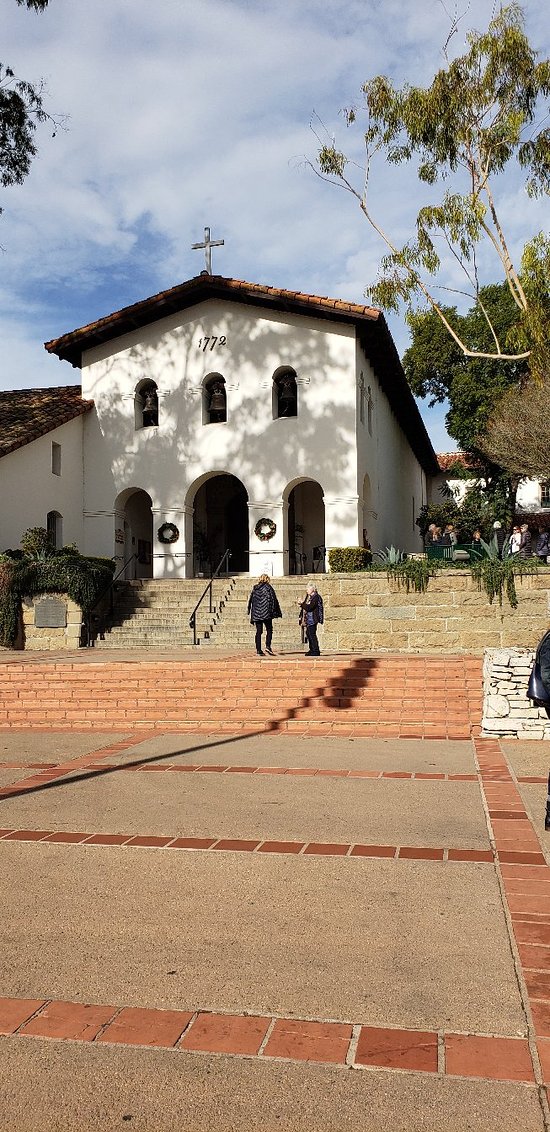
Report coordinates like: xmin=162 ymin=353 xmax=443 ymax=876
xmin=19 ymin=526 xmax=54 ymax=561
xmin=375 ymin=545 xmax=405 ymax=565
xmin=328 ymin=547 xmax=372 ymax=572
xmin=0 ymin=561 xmax=20 ymax=647
xmin=387 ymin=557 xmax=442 ymax=593
xmin=470 ymin=554 xmax=537 ymax=608
xmin=0 ymin=553 xmax=116 ymax=648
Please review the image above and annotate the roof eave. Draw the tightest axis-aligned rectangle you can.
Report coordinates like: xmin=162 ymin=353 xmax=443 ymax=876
xmin=44 ymin=274 xmax=382 ymax=368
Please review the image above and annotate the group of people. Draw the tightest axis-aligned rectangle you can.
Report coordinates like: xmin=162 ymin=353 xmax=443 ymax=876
xmin=426 ymin=520 xmax=550 ymax=561
xmin=425 ymin=523 xmax=458 ymax=547
xmin=509 ymin=524 xmax=550 ymax=560
xmin=247 ymin=575 xmax=323 ymax=657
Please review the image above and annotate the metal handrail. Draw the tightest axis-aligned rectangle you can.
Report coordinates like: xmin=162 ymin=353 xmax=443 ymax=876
xmin=189 ymin=549 xmax=232 ymax=645
xmin=84 ymin=552 xmax=138 ymax=647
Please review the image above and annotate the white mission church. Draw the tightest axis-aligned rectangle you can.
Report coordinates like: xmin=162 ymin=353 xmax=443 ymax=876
xmin=1 ymin=246 xmax=439 ymax=578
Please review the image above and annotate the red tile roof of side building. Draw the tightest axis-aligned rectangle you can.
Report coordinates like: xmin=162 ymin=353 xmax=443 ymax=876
xmin=0 ymin=386 xmax=93 ymax=459
xmin=436 ymin=452 xmax=482 ymax=473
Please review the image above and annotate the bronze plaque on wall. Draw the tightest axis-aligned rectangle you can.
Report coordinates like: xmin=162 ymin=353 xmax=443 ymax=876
xmin=35 ymin=598 xmax=67 ymax=629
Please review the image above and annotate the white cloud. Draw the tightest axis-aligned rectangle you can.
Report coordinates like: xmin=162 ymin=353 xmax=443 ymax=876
xmin=0 ymin=0 xmax=547 ymax=459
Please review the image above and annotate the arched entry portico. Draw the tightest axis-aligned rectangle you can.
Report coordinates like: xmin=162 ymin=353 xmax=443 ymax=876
xmin=114 ymin=488 xmax=153 ymax=579
xmin=188 ymin=473 xmax=249 ymax=576
xmin=285 ymin=479 xmax=325 ymax=574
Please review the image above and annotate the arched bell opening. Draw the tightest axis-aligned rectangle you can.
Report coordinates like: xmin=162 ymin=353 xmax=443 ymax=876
xmin=202 ymin=374 xmax=227 ymax=424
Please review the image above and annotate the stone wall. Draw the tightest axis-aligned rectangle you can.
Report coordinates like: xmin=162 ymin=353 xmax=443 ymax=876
xmin=321 ymin=571 xmax=550 ymax=653
xmin=482 ymin=648 xmax=550 ymax=740
xmin=22 ymin=593 xmax=83 ymax=651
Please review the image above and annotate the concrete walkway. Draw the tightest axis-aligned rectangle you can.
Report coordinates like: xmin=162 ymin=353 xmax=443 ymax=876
xmin=0 ymin=718 xmax=549 ymax=1129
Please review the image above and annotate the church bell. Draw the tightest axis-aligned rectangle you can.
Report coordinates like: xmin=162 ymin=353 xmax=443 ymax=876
xmin=209 ymin=387 xmax=226 ymax=412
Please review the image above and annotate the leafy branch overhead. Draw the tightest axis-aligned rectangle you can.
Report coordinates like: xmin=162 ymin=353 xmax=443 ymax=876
xmin=316 ymin=3 xmax=549 ymax=373
xmin=1 ymin=1 xmax=64 ymax=210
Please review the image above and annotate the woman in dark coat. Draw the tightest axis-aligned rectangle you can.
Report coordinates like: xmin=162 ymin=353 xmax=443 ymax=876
xmin=247 ymin=574 xmax=282 ymax=656
xmin=536 ymin=529 xmax=550 ymax=562
xmin=519 ymin=524 xmax=533 ymax=558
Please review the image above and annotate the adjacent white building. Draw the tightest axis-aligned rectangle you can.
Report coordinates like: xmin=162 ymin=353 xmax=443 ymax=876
xmin=1 ymin=274 xmax=439 ymax=577
xmin=434 ymin=454 xmax=550 ymax=527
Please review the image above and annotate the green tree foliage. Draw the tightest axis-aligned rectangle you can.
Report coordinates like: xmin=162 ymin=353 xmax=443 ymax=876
xmin=404 ymin=283 xmax=526 ymax=454
xmin=1 ymin=1 xmax=58 ymax=208
xmin=316 ymin=4 xmax=549 ymax=373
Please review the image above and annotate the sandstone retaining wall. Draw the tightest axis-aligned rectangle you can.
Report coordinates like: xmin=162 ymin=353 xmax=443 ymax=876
xmin=321 ymin=571 xmax=550 ymax=653
xmin=22 ymin=593 xmax=83 ymax=651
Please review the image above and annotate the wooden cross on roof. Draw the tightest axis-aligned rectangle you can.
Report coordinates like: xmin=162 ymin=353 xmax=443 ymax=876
xmin=191 ymin=226 xmax=224 ymax=275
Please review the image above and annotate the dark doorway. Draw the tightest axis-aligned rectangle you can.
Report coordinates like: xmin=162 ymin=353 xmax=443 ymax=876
xmin=287 ymin=481 xmax=325 ymax=574
xmin=193 ymin=474 xmax=249 ymax=574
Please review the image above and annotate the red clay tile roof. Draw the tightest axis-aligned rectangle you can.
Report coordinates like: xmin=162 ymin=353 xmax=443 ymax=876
xmin=0 ymin=386 xmax=93 ymax=459
xmin=44 ymin=273 xmax=439 ymax=476
xmin=45 ymin=274 xmax=383 ymax=366
xmin=437 ymin=452 xmax=482 ymax=472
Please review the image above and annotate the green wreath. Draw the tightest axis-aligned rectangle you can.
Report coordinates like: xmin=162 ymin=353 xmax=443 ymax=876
xmin=254 ymin=517 xmax=276 ymax=542
xmin=158 ymin=522 xmax=179 ymax=544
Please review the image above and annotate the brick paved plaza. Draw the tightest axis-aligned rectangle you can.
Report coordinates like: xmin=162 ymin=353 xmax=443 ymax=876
xmin=0 ymin=652 xmax=549 ymax=1130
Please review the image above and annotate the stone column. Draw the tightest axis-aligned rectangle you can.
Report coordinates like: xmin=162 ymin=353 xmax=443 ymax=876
xmin=153 ymin=507 xmax=189 ymax=579
xmin=248 ymin=501 xmax=285 ymax=577
xmin=323 ymin=495 xmax=361 ymax=568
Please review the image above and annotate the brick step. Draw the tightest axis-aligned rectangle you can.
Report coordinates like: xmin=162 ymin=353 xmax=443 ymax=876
xmin=0 ymin=655 xmax=483 ymax=731
xmin=1 ymin=690 xmax=482 ymax=708
xmin=0 ymin=659 xmax=482 ymax=679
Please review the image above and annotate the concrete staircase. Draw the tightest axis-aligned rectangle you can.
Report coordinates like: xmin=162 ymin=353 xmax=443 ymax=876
xmin=0 ymin=654 xmax=483 ymax=737
xmin=202 ymin=577 xmax=316 ymax=652
xmin=92 ymin=578 xmax=236 ymax=649
xmin=93 ymin=577 xmax=315 ymax=652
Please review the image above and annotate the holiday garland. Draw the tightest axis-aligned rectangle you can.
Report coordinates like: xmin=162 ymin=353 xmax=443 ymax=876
xmin=254 ymin=517 xmax=276 ymax=542
xmin=158 ymin=522 xmax=180 ymax=544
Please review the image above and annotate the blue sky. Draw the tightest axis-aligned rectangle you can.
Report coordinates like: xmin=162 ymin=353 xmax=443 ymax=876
xmin=1 ymin=0 xmax=548 ymax=452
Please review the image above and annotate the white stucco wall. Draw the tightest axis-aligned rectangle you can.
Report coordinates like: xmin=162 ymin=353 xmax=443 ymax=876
xmin=0 ymin=417 xmax=84 ymax=552
xmin=431 ymin=470 xmax=550 ymax=520
xmin=356 ymin=343 xmax=427 ymax=555
xmin=80 ymin=298 xmax=361 ymax=575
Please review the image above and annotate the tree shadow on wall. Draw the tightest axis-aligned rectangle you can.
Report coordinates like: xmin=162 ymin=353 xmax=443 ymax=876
xmin=83 ymin=304 xmax=358 ymax=564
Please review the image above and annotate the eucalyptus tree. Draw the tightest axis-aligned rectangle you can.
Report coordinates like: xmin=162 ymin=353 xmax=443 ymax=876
xmin=316 ymin=4 xmax=549 ymax=377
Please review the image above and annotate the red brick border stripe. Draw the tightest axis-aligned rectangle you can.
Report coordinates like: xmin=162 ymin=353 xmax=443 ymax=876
xmin=0 ymin=995 xmax=535 ymax=1082
xmin=474 ymin=737 xmax=550 ymax=1081
xmin=0 ymin=761 xmax=479 ymax=781
xmin=0 ymin=827 xmax=494 ymax=862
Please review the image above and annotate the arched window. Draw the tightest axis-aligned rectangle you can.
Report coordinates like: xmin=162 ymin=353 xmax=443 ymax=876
xmin=47 ymin=510 xmax=63 ymax=550
xmin=203 ymin=374 xmax=227 ymax=424
xmin=273 ymin=368 xmax=297 ymax=419
xmin=541 ymin=481 xmax=550 ymax=508
xmin=134 ymin=380 xmax=159 ymax=430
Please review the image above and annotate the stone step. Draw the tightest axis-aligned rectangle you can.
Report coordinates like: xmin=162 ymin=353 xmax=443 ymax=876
xmin=92 ymin=578 xmax=237 ymax=648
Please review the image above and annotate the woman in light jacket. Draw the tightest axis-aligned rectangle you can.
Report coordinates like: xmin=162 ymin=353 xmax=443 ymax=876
xmin=298 ymin=582 xmax=324 ymax=657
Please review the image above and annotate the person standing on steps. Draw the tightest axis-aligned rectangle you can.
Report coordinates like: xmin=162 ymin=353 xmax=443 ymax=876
xmin=247 ymin=574 xmax=282 ymax=656
xmin=298 ymin=582 xmax=324 ymax=657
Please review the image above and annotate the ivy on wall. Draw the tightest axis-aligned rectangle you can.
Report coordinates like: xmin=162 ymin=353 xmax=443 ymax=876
xmin=0 ymin=550 xmax=115 ymax=648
